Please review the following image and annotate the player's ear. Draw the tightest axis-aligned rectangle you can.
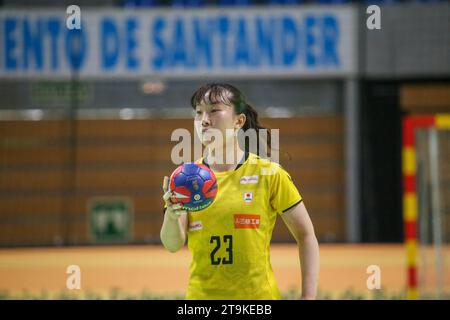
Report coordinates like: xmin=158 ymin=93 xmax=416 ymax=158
xmin=235 ymin=113 xmax=246 ymax=130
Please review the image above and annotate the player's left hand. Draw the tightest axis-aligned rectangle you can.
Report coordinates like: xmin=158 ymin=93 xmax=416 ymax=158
xmin=162 ymin=176 xmax=176 ymax=205
xmin=162 ymin=176 xmax=187 ymax=220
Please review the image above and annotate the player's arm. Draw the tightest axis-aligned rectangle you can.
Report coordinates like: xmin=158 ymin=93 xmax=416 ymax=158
xmin=160 ymin=176 xmax=188 ymax=253
xmin=281 ymin=201 xmax=319 ymax=300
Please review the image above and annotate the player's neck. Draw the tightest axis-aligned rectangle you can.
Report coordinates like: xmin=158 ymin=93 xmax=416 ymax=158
xmin=205 ymin=143 xmax=245 ymax=173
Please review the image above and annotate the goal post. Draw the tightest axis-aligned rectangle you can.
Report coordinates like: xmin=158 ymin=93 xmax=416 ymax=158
xmin=402 ymin=114 xmax=450 ymax=299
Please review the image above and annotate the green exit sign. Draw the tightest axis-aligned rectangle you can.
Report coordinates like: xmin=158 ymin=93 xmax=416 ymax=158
xmin=31 ymin=81 xmax=92 ymax=105
xmin=88 ymin=197 xmax=133 ymax=244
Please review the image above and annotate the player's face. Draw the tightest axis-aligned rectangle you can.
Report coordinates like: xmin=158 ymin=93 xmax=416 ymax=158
xmin=194 ymin=103 xmax=238 ymax=146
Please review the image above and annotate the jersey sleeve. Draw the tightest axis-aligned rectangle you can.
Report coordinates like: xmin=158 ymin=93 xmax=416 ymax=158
xmin=269 ymin=164 xmax=303 ymax=215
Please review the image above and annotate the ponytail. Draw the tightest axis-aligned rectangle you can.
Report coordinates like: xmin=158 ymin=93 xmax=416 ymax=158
xmin=239 ymin=103 xmax=272 ymax=158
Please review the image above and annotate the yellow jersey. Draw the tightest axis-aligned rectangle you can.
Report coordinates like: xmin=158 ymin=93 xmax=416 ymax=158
xmin=186 ymin=152 xmax=302 ymax=300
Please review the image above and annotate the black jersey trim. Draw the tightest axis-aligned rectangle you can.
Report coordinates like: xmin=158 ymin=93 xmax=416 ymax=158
xmin=281 ymin=199 xmax=303 ymax=213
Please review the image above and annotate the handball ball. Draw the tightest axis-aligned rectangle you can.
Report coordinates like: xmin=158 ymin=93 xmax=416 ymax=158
xmin=169 ymin=163 xmax=218 ymax=212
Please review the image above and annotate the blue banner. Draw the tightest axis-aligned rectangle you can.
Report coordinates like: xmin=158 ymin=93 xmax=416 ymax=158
xmin=0 ymin=8 xmax=357 ymax=79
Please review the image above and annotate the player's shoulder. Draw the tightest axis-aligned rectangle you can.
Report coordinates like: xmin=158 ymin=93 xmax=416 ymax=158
xmin=247 ymin=153 xmax=283 ymax=176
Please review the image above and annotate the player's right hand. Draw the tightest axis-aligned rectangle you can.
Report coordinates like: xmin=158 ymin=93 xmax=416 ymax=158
xmin=162 ymin=176 xmax=187 ymax=220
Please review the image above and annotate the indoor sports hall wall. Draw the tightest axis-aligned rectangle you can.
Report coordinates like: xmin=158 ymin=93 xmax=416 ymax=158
xmin=1 ymin=1 xmax=449 ymax=249
xmin=0 ymin=116 xmax=344 ymax=246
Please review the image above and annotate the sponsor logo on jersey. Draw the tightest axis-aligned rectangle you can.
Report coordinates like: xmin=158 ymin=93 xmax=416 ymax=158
xmin=234 ymin=214 xmax=260 ymax=229
xmin=243 ymin=192 xmax=253 ymax=202
xmin=240 ymin=175 xmax=259 ymax=184
xmin=189 ymin=221 xmax=203 ymax=231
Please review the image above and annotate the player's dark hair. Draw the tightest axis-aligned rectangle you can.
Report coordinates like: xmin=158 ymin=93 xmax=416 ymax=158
xmin=191 ymin=83 xmax=272 ymax=157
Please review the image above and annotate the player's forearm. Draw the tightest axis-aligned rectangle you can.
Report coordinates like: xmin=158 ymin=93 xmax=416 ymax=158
xmin=160 ymin=214 xmax=186 ymax=252
xmin=298 ymin=233 xmax=319 ymax=300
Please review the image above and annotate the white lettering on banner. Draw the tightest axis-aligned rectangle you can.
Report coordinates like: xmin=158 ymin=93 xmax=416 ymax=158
xmin=0 ymin=8 xmax=356 ymax=78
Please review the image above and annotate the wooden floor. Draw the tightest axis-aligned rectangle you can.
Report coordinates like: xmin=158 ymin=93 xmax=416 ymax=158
xmin=0 ymin=244 xmax=447 ymax=298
